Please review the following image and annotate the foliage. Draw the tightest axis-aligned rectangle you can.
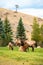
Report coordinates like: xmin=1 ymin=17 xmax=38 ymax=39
xmin=4 ymin=16 xmax=13 ymax=46
xmin=0 ymin=18 xmax=5 ymax=46
xmin=31 ymin=17 xmax=40 ymax=47
xmin=40 ymin=24 xmax=43 ymax=47
xmin=16 ymin=17 xmax=26 ymax=40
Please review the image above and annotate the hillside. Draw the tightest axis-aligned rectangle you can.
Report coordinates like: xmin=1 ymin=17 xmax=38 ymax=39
xmin=0 ymin=8 xmax=43 ymax=41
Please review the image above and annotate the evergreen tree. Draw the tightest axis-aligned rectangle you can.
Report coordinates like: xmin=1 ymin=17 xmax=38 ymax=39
xmin=40 ymin=24 xmax=43 ymax=47
xmin=31 ymin=17 xmax=40 ymax=47
xmin=0 ymin=18 xmax=5 ymax=46
xmin=4 ymin=16 xmax=13 ymax=46
xmin=16 ymin=17 xmax=26 ymax=40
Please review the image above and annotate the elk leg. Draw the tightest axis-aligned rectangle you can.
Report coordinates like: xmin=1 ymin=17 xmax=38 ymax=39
xmin=32 ymin=46 xmax=34 ymax=52
xmin=27 ymin=47 xmax=29 ymax=51
xmin=9 ymin=46 xmax=11 ymax=50
xmin=11 ymin=47 xmax=13 ymax=50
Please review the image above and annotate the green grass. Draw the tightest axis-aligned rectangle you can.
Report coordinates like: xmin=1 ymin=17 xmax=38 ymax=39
xmin=0 ymin=47 xmax=43 ymax=65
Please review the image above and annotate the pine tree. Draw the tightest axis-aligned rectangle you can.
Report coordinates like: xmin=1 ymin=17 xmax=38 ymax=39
xmin=0 ymin=18 xmax=5 ymax=46
xmin=4 ymin=16 xmax=13 ymax=46
xmin=16 ymin=17 xmax=26 ymax=40
xmin=31 ymin=17 xmax=40 ymax=47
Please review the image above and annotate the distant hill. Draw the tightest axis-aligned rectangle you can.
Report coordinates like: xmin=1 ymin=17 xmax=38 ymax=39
xmin=0 ymin=8 xmax=43 ymax=41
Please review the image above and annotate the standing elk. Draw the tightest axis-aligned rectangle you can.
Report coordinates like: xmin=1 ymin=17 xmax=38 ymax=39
xmin=19 ymin=40 xmax=35 ymax=52
xmin=15 ymin=39 xmax=35 ymax=52
xmin=8 ymin=41 xmax=14 ymax=50
xmin=24 ymin=40 xmax=35 ymax=52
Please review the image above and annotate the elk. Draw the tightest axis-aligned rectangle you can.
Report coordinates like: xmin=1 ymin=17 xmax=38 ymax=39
xmin=19 ymin=40 xmax=35 ymax=52
xmin=24 ymin=40 xmax=35 ymax=51
xmin=15 ymin=39 xmax=21 ymax=46
xmin=15 ymin=39 xmax=35 ymax=52
xmin=8 ymin=42 xmax=14 ymax=50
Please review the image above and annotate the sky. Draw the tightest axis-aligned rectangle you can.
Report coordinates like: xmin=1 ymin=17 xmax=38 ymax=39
xmin=0 ymin=0 xmax=43 ymax=18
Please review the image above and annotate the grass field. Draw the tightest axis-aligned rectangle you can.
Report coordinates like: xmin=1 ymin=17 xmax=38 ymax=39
xmin=0 ymin=47 xmax=43 ymax=65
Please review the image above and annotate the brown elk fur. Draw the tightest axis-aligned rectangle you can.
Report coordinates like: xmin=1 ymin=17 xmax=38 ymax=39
xmin=15 ymin=39 xmax=21 ymax=46
xmin=19 ymin=40 xmax=35 ymax=52
xmin=24 ymin=40 xmax=35 ymax=51
xmin=15 ymin=39 xmax=35 ymax=52
xmin=19 ymin=46 xmax=26 ymax=52
xmin=8 ymin=42 xmax=13 ymax=50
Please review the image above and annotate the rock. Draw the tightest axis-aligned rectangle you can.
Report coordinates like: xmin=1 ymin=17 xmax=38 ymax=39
xmin=37 ymin=46 xmax=41 ymax=48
